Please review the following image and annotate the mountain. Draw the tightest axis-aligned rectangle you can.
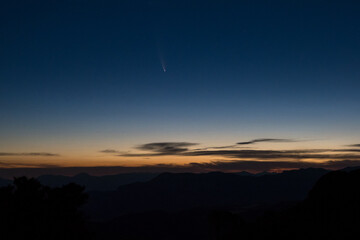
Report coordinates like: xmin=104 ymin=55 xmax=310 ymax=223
xmin=248 ymin=169 xmax=360 ymax=239
xmin=89 ymin=168 xmax=360 ymax=239
xmin=85 ymin=168 xmax=329 ymax=220
xmin=38 ymin=172 xmax=158 ymax=191
xmin=340 ymin=165 xmax=360 ymax=172
xmin=234 ymin=171 xmax=275 ymax=177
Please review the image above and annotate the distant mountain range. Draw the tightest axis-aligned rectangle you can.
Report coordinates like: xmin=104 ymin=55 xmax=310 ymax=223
xmin=85 ymin=168 xmax=330 ymax=220
xmin=0 ymin=169 xmax=308 ymax=191
xmin=37 ymin=171 xmax=277 ymax=191
xmin=37 ymin=172 xmax=158 ymax=191
xmin=93 ymin=168 xmax=360 ymax=240
xmin=1 ymin=166 xmax=359 ymax=239
xmin=2 ymin=166 xmax=359 ymax=222
xmin=1 ymin=167 xmax=358 ymax=193
xmin=87 ymin=167 xmax=360 ymax=239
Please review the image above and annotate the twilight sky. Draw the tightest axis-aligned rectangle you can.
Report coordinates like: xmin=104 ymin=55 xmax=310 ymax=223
xmin=1 ymin=0 xmax=360 ymax=174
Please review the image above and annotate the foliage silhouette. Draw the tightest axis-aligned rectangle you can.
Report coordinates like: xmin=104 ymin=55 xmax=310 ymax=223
xmin=0 ymin=177 xmax=91 ymax=240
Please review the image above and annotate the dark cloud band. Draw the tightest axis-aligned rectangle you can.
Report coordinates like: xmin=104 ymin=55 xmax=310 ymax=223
xmin=237 ymin=138 xmax=297 ymax=145
xmin=0 ymin=152 xmax=60 ymax=157
xmin=108 ymin=140 xmax=360 ymax=161
xmin=99 ymin=149 xmax=121 ymax=154
xmin=347 ymin=144 xmax=360 ymax=148
xmin=136 ymin=142 xmax=198 ymax=154
xmin=1 ymin=159 xmax=360 ymax=178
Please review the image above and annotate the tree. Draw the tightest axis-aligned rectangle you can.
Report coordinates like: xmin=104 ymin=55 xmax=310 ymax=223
xmin=0 ymin=177 xmax=92 ymax=240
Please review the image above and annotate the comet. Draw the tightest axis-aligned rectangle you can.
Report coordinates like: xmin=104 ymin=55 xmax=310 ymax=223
xmin=160 ymin=56 xmax=167 ymax=72
xmin=157 ymin=42 xmax=167 ymax=72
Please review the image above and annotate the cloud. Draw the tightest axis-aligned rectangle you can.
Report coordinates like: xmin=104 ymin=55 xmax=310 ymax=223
xmin=184 ymin=149 xmax=360 ymax=160
xmin=99 ymin=149 xmax=121 ymax=154
xmin=116 ymin=140 xmax=360 ymax=161
xmin=121 ymin=144 xmax=360 ymax=161
xmin=237 ymin=138 xmax=297 ymax=145
xmin=332 ymin=149 xmax=360 ymax=153
xmin=193 ymin=145 xmax=241 ymax=150
xmin=0 ymin=152 xmax=60 ymax=157
xmin=125 ymin=142 xmax=198 ymax=156
xmin=0 ymin=161 xmax=61 ymax=168
xmin=1 ymin=159 xmax=360 ymax=178
xmin=185 ymin=149 xmax=360 ymax=161
xmin=184 ymin=159 xmax=360 ymax=172
xmin=347 ymin=144 xmax=360 ymax=148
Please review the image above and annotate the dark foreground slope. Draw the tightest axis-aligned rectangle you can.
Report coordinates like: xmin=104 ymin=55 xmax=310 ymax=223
xmin=85 ymin=168 xmax=328 ymax=220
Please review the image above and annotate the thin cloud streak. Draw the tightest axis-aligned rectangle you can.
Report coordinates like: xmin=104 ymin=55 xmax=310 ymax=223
xmin=0 ymin=152 xmax=60 ymax=157
xmin=112 ymin=140 xmax=360 ymax=161
xmin=332 ymin=149 xmax=360 ymax=153
xmin=183 ymin=149 xmax=360 ymax=160
xmin=237 ymin=138 xmax=297 ymax=145
xmin=119 ymin=143 xmax=360 ymax=161
xmin=1 ymin=159 xmax=360 ymax=178
xmin=99 ymin=149 xmax=121 ymax=154
xmin=136 ymin=142 xmax=198 ymax=154
xmin=185 ymin=159 xmax=360 ymax=172
xmin=347 ymin=144 xmax=360 ymax=148
xmin=0 ymin=162 xmax=61 ymax=168
xmin=193 ymin=145 xmax=242 ymax=151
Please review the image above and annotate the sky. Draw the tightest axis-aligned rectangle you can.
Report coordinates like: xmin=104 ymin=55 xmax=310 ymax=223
xmin=1 ymin=0 xmax=360 ymax=175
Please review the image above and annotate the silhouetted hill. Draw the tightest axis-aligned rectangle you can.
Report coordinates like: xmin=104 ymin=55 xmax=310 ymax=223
xmin=340 ymin=165 xmax=360 ymax=172
xmin=38 ymin=172 xmax=158 ymax=191
xmin=250 ymin=169 xmax=360 ymax=239
xmin=233 ymin=171 xmax=254 ymax=176
xmin=85 ymin=168 xmax=329 ymax=220
xmin=234 ymin=171 xmax=275 ymax=177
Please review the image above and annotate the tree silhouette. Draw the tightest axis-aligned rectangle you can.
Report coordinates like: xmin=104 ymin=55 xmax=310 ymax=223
xmin=0 ymin=177 xmax=91 ymax=240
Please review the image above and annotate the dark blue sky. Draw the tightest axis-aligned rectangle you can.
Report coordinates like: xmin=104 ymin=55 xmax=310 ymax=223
xmin=1 ymin=0 xmax=360 ymax=168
